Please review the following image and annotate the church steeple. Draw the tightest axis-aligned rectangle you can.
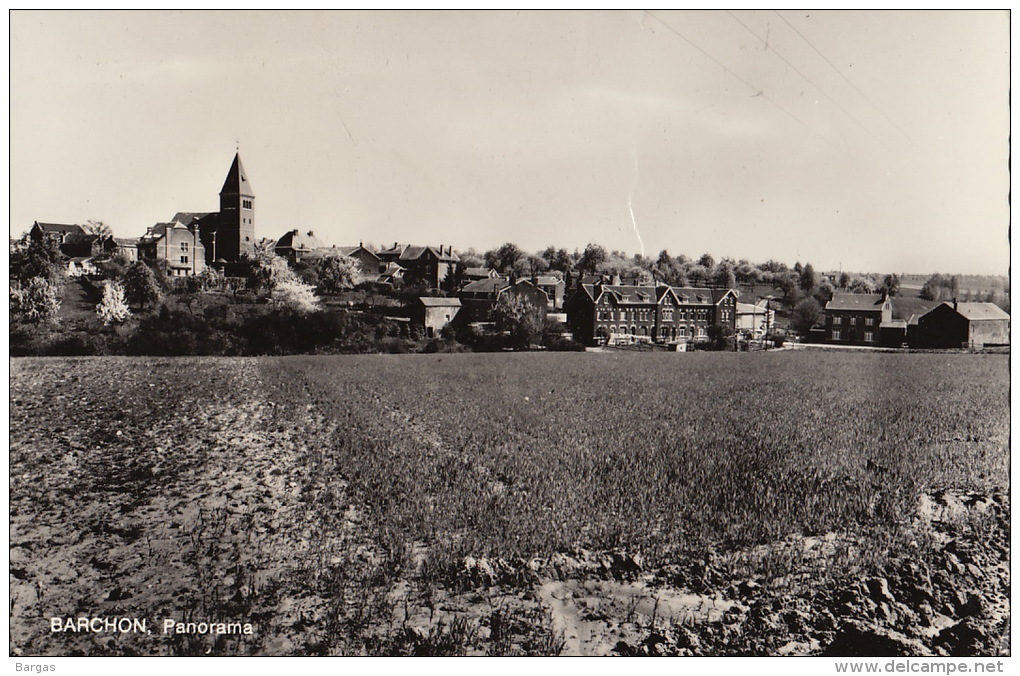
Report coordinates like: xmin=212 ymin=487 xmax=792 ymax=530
xmin=216 ymin=152 xmax=256 ymax=260
xmin=220 ymin=153 xmax=255 ymax=198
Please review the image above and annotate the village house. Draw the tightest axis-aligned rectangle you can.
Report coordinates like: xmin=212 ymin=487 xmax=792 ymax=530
xmin=334 ymin=245 xmax=384 ymax=281
xmin=458 ymin=277 xmax=550 ymax=324
xmin=113 ymin=237 xmax=139 ymax=262
xmin=377 ymin=243 xmax=460 ymax=288
xmin=29 ymin=222 xmax=114 ymax=259
xmin=565 ymin=283 xmax=738 ymax=346
xmin=275 ymin=229 xmax=327 ymax=263
xmin=412 ymin=297 xmax=462 ymax=337
xmin=823 ymin=293 xmax=892 ymax=345
xmin=913 ymin=301 xmax=1010 ymax=349
xmin=463 ymin=267 xmax=500 ymax=283
xmin=532 ymin=275 xmax=567 ymax=310
xmin=735 ymin=300 xmax=774 ymax=337
xmin=137 ymin=221 xmax=207 ymax=276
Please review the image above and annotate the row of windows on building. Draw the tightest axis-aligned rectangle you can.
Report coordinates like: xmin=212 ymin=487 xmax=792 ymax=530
xmin=605 ymin=325 xmax=706 ymax=338
xmin=598 ymin=308 xmax=711 ymax=322
xmin=242 ymin=199 xmax=252 ymax=209
xmin=830 ymin=316 xmax=875 ymax=326
xmin=831 ymin=330 xmax=875 ymax=342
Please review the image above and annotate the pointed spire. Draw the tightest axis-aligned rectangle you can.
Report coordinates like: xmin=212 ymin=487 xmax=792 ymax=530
xmin=220 ymin=153 xmax=255 ymax=197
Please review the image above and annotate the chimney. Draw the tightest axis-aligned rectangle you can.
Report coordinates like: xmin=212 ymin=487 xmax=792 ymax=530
xmin=953 ymin=297 xmax=958 ymax=311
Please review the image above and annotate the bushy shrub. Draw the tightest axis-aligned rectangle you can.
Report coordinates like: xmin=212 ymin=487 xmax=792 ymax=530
xmin=544 ymin=336 xmax=586 ymax=352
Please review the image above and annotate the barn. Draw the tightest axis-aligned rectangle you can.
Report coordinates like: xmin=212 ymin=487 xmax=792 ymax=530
xmin=914 ymin=301 xmax=1009 ymax=349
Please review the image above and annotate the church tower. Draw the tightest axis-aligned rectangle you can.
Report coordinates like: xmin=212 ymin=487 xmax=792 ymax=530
xmin=216 ymin=153 xmax=256 ymax=261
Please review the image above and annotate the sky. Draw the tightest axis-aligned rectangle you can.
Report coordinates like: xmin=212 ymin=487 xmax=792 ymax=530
xmin=9 ymin=10 xmax=1010 ymax=275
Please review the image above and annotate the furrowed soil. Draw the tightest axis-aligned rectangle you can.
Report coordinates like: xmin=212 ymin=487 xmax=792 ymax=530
xmin=9 ymin=353 xmax=1009 ymax=656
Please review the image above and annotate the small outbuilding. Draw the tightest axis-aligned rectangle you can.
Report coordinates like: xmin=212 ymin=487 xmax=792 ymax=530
xmin=412 ymin=297 xmax=462 ymax=338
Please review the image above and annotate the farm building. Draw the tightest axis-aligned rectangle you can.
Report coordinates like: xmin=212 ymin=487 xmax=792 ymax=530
xmin=879 ymin=319 xmax=908 ymax=347
xmin=824 ymin=293 xmax=891 ymax=346
xmin=412 ymin=297 xmax=462 ymax=337
xmin=913 ymin=301 xmax=1009 ymax=349
xmin=565 ymin=283 xmax=738 ymax=347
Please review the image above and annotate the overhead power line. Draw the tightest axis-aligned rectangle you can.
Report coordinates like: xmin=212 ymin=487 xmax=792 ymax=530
xmin=644 ymin=10 xmax=852 ymax=158
xmin=725 ymin=10 xmax=894 ymax=155
xmin=773 ymin=10 xmax=918 ymax=148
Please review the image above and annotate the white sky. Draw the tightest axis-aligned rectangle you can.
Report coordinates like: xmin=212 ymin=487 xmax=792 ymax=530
xmin=9 ymin=10 xmax=1010 ymax=275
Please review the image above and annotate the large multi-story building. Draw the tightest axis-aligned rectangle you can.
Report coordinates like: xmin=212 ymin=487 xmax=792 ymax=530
xmin=565 ymin=283 xmax=738 ymax=346
xmin=823 ymin=293 xmax=892 ymax=345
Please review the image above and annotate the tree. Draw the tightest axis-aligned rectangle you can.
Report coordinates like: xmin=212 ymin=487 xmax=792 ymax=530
xmin=485 ymin=242 xmax=524 ymax=273
xmin=492 ymin=292 xmax=543 ymax=349
xmin=11 ymin=238 xmax=62 ymax=283
xmin=83 ymin=220 xmax=114 ymax=239
xmin=877 ymin=273 xmax=901 ymax=297
xmin=697 ymin=253 xmax=715 ymax=269
xmin=791 ymin=297 xmax=823 ymax=336
xmin=712 ymin=261 xmax=737 ymax=289
xmin=684 ymin=264 xmax=708 ymax=286
xmin=123 ymin=261 xmax=164 ymax=308
xmin=11 ymin=276 xmax=62 ymax=323
xmin=847 ymin=276 xmax=875 ymax=294
xmin=578 ymin=243 xmax=608 ymax=275
xmin=96 ymin=280 xmax=131 ymax=325
xmin=247 ymin=245 xmax=296 ymax=294
xmin=814 ymin=278 xmax=835 ymax=306
xmin=317 ymin=255 xmax=360 ymax=294
xmin=270 ymin=279 xmax=321 ymax=313
xmin=706 ymin=322 xmax=735 ymax=351
xmin=799 ymin=263 xmax=817 ymax=294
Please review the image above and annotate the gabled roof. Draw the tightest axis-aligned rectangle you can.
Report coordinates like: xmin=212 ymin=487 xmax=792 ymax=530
xmin=114 ymin=237 xmax=139 ymax=247
xmin=534 ymin=275 xmax=564 ymax=286
xmin=171 ymin=212 xmax=213 ymax=226
xmin=220 ymin=153 xmax=254 ymax=197
xmin=946 ymin=302 xmax=1010 ymax=321
xmin=34 ymin=222 xmax=84 ymax=236
xmin=140 ymin=221 xmax=196 ymax=242
xmin=460 ymin=277 xmax=511 ymax=294
xmin=335 ymin=245 xmax=380 ymax=260
xmin=464 ymin=267 xmax=497 ymax=278
xmin=378 ymin=243 xmax=459 ymax=263
xmin=736 ymin=301 xmax=772 ymax=314
xmin=825 ymin=293 xmax=888 ymax=312
xmin=418 ymin=297 xmax=462 ymax=307
xmin=276 ymin=230 xmax=325 ymax=251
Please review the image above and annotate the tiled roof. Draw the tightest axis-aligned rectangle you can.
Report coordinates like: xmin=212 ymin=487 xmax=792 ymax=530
xmin=276 ymin=230 xmax=325 ymax=251
xmin=949 ymin=302 xmax=1010 ymax=321
xmin=464 ymin=267 xmax=496 ymax=278
xmin=418 ymin=297 xmax=462 ymax=307
xmin=34 ymin=222 xmax=84 ymax=235
xmin=825 ymin=293 xmax=887 ymax=311
xmin=880 ymin=320 xmax=908 ymax=329
xmin=534 ymin=276 xmax=564 ymax=286
xmin=171 ymin=212 xmax=212 ymax=226
xmin=460 ymin=277 xmax=511 ymax=294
